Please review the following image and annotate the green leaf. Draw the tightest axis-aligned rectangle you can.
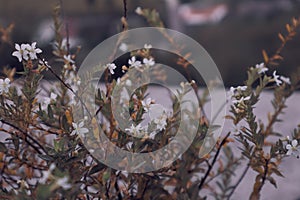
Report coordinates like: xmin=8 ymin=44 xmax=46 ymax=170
xmin=267 ymin=176 xmax=277 ymax=188
xmin=38 ymin=154 xmax=54 ymax=162
xmin=47 ymin=105 xmax=54 ymax=119
xmin=0 ymin=142 xmax=7 ymax=153
xmin=89 ymin=163 xmax=106 ymax=175
xmin=36 ymin=184 xmax=52 ymax=199
xmin=102 ymin=168 xmax=111 ymax=183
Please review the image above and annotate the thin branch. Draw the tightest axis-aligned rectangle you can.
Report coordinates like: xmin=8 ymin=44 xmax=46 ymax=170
xmin=0 ymin=119 xmax=46 ymax=155
xmin=198 ymin=132 xmax=231 ymax=190
xmin=39 ymin=57 xmax=92 ymax=119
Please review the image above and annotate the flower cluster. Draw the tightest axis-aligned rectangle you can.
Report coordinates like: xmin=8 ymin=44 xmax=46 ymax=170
xmin=255 ymin=62 xmax=268 ymax=74
xmin=106 ymin=63 xmax=117 ymax=74
xmin=125 ymin=124 xmax=146 ymax=137
xmin=254 ymin=63 xmax=291 ymax=86
xmin=12 ymin=42 xmax=42 ymax=62
xmin=228 ymin=85 xmax=250 ymax=103
xmin=286 ymin=138 xmax=300 ymax=158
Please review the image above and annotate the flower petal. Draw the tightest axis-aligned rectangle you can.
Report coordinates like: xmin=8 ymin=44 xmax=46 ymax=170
xmin=292 ymin=139 xmax=298 ymax=147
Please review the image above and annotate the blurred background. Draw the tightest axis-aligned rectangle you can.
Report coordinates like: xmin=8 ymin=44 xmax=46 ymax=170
xmin=0 ymin=0 xmax=300 ymax=86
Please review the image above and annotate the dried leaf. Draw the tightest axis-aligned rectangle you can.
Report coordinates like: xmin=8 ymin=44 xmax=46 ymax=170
xmin=262 ymin=50 xmax=269 ymax=63
xmin=278 ymin=33 xmax=285 ymax=42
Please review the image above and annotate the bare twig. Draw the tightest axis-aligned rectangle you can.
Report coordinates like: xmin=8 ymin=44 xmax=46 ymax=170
xmin=198 ymin=132 xmax=231 ymax=190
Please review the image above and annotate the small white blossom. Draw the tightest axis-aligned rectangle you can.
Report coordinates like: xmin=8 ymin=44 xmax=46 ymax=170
xmin=56 ymin=176 xmax=72 ymax=190
xmin=232 ymin=96 xmax=251 ymax=104
xmin=255 ymin=62 xmax=268 ymax=74
xmin=126 ymin=141 xmax=133 ymax=149
xmin=228 ymin=86 xmax=247 ymax=100
xmin=27 ymin=42 xmax=42 ymax=60
xmin=236 ymin=86 xmax=247 ymax=91
xmin=154 ymin=113 xmax=168 ymax=131
xmin=12 ymin=43 xmax=29 ymax=62
xmin=135 ymin=7 xmax=143 ymax=15
xmin=227 ymin=87 xmax=236 ymax=99
xmin=143 ymin=58 xmax=155 ymax=66
xmin=144 ymin=44 xmax=152 ymax=49
xmin=280 ymin=76 xmax=291 ymax=85
xmin=0 ymin=78 xmax=11 ymax=95
xmin=63 ymin=55 xmax=74 ymax=64
xmin=119 ymin=43 xmax=128 ymax=52
xmin=286 ymin=139 xmax=300 ymax=158
xmin=125 ymin=124 xmax=143 ymax=137
xmin=142 ymin=98 xmax=153 ymax=112
xmin=273 ymin=71 xmax=282 ymax=86
xmin=71 ymin=121 xmax=89 ymax=137
xmin=106 ymin=63 xmax=117 ymax=74
xmin=128 ymin=56 xmax=142 ymax=68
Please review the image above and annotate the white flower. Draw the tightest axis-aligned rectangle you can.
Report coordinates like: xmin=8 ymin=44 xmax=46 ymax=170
xmin=273 ymin=71 xmax=282 ymax=86
xmin=227 ymin=87 xmax=236 ymax=99
xmin=228 ymin=86 xmax=247 ymax=100
xmin=56 ymin=176 xmax=72 ymax=190
xmin=255 ymin=62 xmax=268 ymax=74
xmin=128 ymin=56 xmax=142 ymax=68
xmin=232 ymin=96 xmax=251 ymax=104
xmin=143 ymin=58 xmax=155 ymax=66
xmin=106 ymin=63 xmax=117 ymax=74
xmin=119 ymin=43 xmax=128 ymax=52
xmin=27 ymin=42 xmax=42 ymax=60
xmin=63 ymin=55 xmax=74 ymax=63
xmin=126 ymin=141 xmax=133 ymax=149
xmin=0 ymin=78 xmax=11 ymax=95
xmin=236 ymin=86 xmax=247 ymax=91
xmin=12 ymin=43 xmax=29 ymax=62
xmin=71 ymin=121 xmax=89 ymax=137
xmin=142 ymin=98 xmax=153 ymax=112
xmin=135 ymin=7 xmax=143 ymax=15
xmin=280 ymin=76 xmax=291 ymax=85
xmin=154 ymin=113 xmax=168 ymax=131
xmin=125 ymin=124 xmax=143 ymax=137
xmin=144 ymin=44 xmax=152 ymax=49
xmin=286 ymin=139 xmax=300 ymax=158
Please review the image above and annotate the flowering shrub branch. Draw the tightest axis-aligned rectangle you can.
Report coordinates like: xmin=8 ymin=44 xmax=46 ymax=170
xmin=0 ymin=4 xmax=299 ymax=199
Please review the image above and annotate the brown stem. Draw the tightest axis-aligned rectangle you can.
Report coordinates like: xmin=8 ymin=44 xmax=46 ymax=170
xmin=264 ymin=101 xmax=285 ymax=136
xmin=0 ymin=119 xmax=46 ymax=155
xmin=198 ymin=132 xmax=231 ymax=190
xmin=249 ymin=158 xmax=269 ymax=200
xmin=40 ymin=58 xmax=92 ymax=119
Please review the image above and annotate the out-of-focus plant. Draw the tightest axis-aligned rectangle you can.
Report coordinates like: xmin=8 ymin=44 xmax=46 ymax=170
xmin=0 ymin=3 xmax=300 ymax=200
